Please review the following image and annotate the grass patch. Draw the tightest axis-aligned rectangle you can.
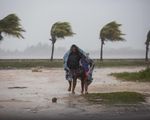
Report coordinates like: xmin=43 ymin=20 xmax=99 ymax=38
xmin=84 ymin=92 xmax=145 ymax=104
xmin=0 ymin=59 xmax=63 ymax=69
xmin=111 ymin=68 xmax=150 ymax=82
xmin=0 ymin=59 xmax=146 ymax=69
xmin=95 ymin=59 xmax=146 ymax=67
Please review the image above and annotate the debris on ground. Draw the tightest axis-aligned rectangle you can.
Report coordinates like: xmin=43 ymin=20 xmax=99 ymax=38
xmin=8 ymin=86 xmax=27 ymax=89
xmin=32 ymin=67 xmax=42 ymax=72
xmin=52 ymin=97 xmax=57 ymax=103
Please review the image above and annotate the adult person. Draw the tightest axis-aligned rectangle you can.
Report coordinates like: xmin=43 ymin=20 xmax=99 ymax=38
xmin=63 ymin=44 xmax=94 ymax=94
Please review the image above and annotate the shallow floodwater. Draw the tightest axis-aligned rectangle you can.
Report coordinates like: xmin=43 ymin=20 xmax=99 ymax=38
xmin=0 ymin=67 xmax=150 ymax=120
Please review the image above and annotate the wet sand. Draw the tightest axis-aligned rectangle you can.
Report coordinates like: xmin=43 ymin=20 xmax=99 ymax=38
xmin=0 ymin=67 xmax=150 ymax=120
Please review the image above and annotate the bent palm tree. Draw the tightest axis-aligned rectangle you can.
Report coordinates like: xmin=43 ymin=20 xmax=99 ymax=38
xmin=145 ymin=30 xmax=150 ymax=62
xmin=0 ymin=14 xmax=25 ymax=41
xmin=50 ymin=22 xmax=74 ymax=61
xmin=99 ymin=21 xmax=125 ymax=61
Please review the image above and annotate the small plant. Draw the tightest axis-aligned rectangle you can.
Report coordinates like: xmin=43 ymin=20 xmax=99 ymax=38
xmin=84 ymin=92 xmax=145 ymax=104
xmin=111 ymin=68 xmax=150 ymax=82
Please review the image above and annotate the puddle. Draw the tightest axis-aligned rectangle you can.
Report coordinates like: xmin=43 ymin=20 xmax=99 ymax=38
xmin=0 ymin=99 xmax=31 ymax=102
xmin=8 ymin=86 xmax=27 ymax=89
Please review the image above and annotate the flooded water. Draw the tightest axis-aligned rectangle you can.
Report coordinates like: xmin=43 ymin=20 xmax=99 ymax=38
xmin=0 ymin=67 xmax=150 ymax=120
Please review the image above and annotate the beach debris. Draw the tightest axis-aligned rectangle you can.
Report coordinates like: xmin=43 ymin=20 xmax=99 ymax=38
xmin=8 ymin=86 xmax=27 ymax=89
xmin=52 ymin=97 xmax=57 ymax=103
xmin=32 ymin=67 xmax=42 ymax=72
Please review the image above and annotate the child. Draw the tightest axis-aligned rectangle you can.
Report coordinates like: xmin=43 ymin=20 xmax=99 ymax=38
xmin=80 ymin=54 xmax=94 ymax=84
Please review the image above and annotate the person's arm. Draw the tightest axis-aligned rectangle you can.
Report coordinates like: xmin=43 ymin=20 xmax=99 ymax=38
xmin=78 ymin=47 xmax=87 ymax=57
xmin=63 ymin=51 xmax=70 ymax=71
xmin=89 ymin=60 xmax=95 ymax=72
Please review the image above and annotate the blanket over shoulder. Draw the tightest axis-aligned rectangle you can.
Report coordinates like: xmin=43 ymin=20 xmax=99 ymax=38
xmin=63 ymin=46 xmax=94 ymax=82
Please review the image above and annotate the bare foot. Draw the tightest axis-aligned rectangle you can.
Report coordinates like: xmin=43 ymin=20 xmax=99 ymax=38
xmin=85 ymin=91 xmax=88 ymax=94
xmin=72 ymin=91 xmax=75 ymax=94
xmin=81 ymin=91 xmax=84 ymax=94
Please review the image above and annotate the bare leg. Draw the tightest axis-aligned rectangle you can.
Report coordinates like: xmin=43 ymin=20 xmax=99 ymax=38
xmin=72 ymin=78 xmax=77 ymax=94
xmin=81 ymin=80 xmax=84 ymax=94
xmin=84 ymin=79 xmax=88 ymax=94
xmin=68 ymin=81 xmax=72 ymax=91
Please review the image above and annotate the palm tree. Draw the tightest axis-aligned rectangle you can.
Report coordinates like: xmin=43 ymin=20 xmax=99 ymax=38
xmin=0 ymin=14 xmax=25 ymax=41
xmin=145 ymin=30 xmax=150 ymax=62
xmin=50 ymin=22 xmax=74 ymax=61
xmin=99 ymin=21 xmax=125 ymax=61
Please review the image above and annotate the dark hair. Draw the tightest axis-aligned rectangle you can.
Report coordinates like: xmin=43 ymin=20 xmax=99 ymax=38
xmin=70 ymin=44 xmax=79 ymax=52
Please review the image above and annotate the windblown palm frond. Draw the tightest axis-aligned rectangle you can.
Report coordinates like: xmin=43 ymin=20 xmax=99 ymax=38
xmin=100 ymin=21 xmax=124 ymax=42
xmin=50 ymin=21 xmax=74 ymax=61
xmin=99 ymin=21 xmax=125 ymax=61
xmin=51 ymin=22 xmax=74 ymax=39
xmin=0 ymin=14 xmax=25 ymax=40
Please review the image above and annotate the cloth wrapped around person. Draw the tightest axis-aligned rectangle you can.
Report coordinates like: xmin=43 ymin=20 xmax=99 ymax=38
xmin=63 ymin=45 xmax=94 ymax=84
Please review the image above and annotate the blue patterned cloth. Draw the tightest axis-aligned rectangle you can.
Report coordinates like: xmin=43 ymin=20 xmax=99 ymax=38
xmin=63 ymin=46 xmax=94 ymax=82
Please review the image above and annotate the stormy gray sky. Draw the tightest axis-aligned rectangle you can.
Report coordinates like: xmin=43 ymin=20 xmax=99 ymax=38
xmin=0 ymin=0 xmax=150 ymax=58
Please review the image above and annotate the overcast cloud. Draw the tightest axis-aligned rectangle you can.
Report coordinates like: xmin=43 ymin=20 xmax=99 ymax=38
xmin=0 ymin=0 xmax=150 ymax=58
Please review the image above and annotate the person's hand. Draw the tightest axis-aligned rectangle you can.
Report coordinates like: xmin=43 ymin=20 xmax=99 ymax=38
xmin=65 ymin=68 xmax=70 ymax=72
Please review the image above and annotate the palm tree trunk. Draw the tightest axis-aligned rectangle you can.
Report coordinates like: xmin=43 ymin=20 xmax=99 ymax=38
xmin=50 ymin=43 xmax=55 ymax=61
xmin=100 ymin=40 xmax=104 ymax=61
xmin=0 ymin=32 xmax=2 ymax=41
xmin=145 ymin=43 xmax=149 ymax=62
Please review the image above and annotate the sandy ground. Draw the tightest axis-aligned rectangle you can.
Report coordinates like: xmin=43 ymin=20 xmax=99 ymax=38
xmin=0 ymin=67 xmax=150 ymax=120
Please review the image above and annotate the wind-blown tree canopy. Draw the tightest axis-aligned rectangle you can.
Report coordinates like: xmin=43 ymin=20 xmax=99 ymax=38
xmin=50 ymin=22 xmax=74 ymax=61
xmin=0 ymin=14 xmax=25 ymax=40
xmin=51 ymin=22 xmax=74 ymax=39
xmin=145 ymin=30 xmax=150 ymax=61
xmin=99 ymin=21 xmax=125 ymax=61
xmin=100 ymin=21 xmax=124 ymax=42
